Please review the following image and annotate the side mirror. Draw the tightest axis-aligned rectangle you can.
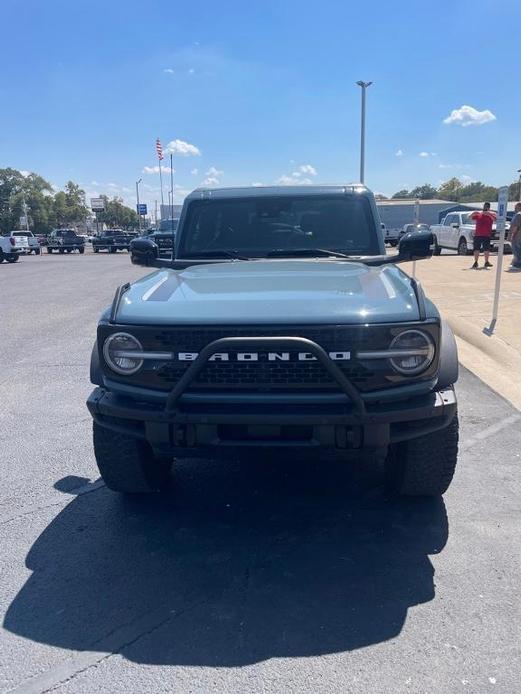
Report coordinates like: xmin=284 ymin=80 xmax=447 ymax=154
xmin=398 ymin=230 xmax=433 ymax=261
xmin=130 ymin=238 xmax=159 ymax=266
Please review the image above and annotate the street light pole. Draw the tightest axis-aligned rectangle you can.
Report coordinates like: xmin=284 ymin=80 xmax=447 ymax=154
xmin=136 ymin=178 xmax=142 ymax=232
xmin=517 ymin=169 xmax=521 ymax=201
xmin=356 ymin=80 xmax=373 ymax=184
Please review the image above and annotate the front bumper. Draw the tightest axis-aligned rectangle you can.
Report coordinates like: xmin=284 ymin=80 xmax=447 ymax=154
xmin=87 ymin=385 xmax=457 ymax=456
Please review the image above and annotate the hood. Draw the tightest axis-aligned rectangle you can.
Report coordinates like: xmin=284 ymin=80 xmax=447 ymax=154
xmin=116 ymin=260 xmax=420 ymax=325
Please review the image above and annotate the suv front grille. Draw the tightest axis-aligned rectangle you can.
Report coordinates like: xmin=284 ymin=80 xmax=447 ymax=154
xmin=99 ymin=323 xmax=440 ymax=394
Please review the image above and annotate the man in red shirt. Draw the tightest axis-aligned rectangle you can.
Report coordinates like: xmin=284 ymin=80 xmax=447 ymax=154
xmin=469 ymin=202 xmax=497 ymax=269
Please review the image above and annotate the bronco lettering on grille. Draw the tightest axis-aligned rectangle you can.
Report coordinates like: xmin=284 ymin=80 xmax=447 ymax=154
xmin=177 ymin=351 xmax=351 ymax=362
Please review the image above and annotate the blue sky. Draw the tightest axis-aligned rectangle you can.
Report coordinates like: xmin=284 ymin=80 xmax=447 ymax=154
xmin=1 ymin=0 xmax=520 ymax=209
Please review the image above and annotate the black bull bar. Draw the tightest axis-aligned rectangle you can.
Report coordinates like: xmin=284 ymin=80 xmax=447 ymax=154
xmin=163 ymin=336 xmax=366 ymax=416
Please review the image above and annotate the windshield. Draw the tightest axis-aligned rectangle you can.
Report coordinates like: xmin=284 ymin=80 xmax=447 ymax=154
xmin=180 ymin=195 xmax=379 ymax=257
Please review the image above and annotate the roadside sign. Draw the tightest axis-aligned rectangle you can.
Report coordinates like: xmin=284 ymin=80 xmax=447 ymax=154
xmin=19 ymin=216 xmax=28 ymax=227
xmin=488 ymin=185 xmax=509 ymax=333
xmin=137 ymin=203 xmax=147 ymax=215
xmin=91 ymin=197 xmax=105 ymax=211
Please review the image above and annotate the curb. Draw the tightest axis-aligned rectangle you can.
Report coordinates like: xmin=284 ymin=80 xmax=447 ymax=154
xmin=447 ymin=316 xmax=521 ymax=411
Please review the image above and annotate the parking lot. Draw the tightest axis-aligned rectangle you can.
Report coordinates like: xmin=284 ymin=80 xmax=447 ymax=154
xmin=1 ymin=253 xmax=520 ymax=694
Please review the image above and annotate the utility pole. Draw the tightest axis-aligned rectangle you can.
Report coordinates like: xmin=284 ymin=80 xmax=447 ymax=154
xmin=136 ymin=178 xmax=142 ymax=231
xmin=517 ymin=169 xmax=521 ymax=201
xmin=356 ymin=81 xmax=373 ymax=184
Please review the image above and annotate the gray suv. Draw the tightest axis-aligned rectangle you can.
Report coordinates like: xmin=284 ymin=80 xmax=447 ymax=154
xmin=87 ymin=185 xmax=458 ymax=497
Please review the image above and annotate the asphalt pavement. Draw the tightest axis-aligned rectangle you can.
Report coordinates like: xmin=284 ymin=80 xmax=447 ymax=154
xmin=1 ymin=252 xmax=520 ymax=694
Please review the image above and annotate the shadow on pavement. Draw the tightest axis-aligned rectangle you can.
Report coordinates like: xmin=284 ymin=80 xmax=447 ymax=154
xmin=4 ymin=456 xmax=448 ymax=666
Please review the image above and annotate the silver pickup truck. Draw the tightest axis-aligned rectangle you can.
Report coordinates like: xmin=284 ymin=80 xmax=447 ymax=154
xmin=87 ymin=185 xmax=458 ymax=498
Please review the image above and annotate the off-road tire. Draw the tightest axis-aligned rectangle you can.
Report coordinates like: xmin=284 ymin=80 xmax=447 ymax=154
xmin=35 ymin=248 xmax=41 ymax=255
xmin=433 ymin=236 xmax=442 ymax=255
xmin=93 ymin=421 xmax=172 ymax=493
xmin=93 ymin=247 xmax=99 ymax=253
xmin=109 ymin=247 xmax=117 ymax=254
xmin=79 ymin=246 xmax=85 ymax=254
xmin=6 ymin=254 xmax=19 ymax=263
xmin=0 ymin=249 xmax=4 ymax=263
xmin=386 ymin=413 xmax=459 ymax=496
xmin=47 ymin=247 xmax=53 ymax=253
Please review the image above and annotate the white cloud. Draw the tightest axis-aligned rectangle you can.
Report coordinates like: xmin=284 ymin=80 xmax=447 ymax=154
xmin=190 ymin=168 xmax=199 ymax=176
xmin=395 ymin=149 xmax=404 ymax=157
xmin=460 ymin=175 xmax=474 ymax=183
xmin=443 ymin=105 xmax=496 ymax=127
xmin=164 ymin=139 xmax=201 ymax=156
xmin=188 ymin=68 xmax=195 ymax=75
xmin=90 ymin=180 xmax=100 ymax=186
xmin=163 ymin=68 xmax=175 ymax=74
xmin=276 ymin=164 xmax=317 ymax=186
xmin=142 ymin=165 xmax=174 ymax=174
xmin=298 ymin=164 xmax=317 ymax=176
xmin=205 ymin=165 xmax=223 ymax=177
xmin=276 ymin=174 xmax=313 ymax=185
xmin=201 ymin=176 xmax=220 ymax=186
xmin=251 ymin=182 xmax=264 ymax=187
xmin=419 ymin=152 xmax=430 ymax=158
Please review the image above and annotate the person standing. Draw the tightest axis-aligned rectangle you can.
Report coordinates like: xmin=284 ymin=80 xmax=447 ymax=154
xmin=469 ymin=202 xmax=497 ymax=269
xmin=508 ymin=202 xmax=521 ymax=269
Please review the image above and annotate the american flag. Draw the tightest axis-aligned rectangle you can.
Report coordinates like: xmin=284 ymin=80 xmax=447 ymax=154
xmin=156 ymin=138 xmax=164 ymax=161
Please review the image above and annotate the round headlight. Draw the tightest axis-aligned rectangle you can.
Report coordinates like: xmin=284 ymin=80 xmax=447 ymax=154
xmin=389 ymin=330 xmax=434 ymax=376
xmin=103 ymin=332 xmax=143 ymax=375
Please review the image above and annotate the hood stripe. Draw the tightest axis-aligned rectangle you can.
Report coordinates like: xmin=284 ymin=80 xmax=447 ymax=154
xmin=145 ymin=274 xmax=179 ymax=302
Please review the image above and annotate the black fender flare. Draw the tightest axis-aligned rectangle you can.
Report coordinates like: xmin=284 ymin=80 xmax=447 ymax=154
xmin=90 ymin=341 xmax=103 ymax=386
xmin=437 ymin=321 xmax=459 ymax=388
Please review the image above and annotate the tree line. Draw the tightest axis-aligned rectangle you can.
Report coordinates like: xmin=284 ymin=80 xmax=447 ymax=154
xmin=381 ymin=177 xmax=521 ymax=203
xmin=0 ymin=168 xmax=139 ymax=234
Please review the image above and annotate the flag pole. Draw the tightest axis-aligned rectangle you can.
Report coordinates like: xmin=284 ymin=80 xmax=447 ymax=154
xmin=158 ymin=161 xmax=165 ymax=207
xmin=170 ymin=153 xmax=174 ymax=234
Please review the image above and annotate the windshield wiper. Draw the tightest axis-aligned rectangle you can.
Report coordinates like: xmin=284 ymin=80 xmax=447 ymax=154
xmin=183 ymin=249 xmax=251 ymax=260
xmin=266 ymin=248 xmax=355 ymax=259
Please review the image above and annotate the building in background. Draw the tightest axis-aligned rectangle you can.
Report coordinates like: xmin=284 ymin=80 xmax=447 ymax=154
xmin=376 ymin=199 xmax=519 ymax=231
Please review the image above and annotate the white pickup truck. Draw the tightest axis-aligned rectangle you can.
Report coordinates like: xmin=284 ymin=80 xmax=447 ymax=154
xmin=430 ymin=211 xmax=511 ymax=256
xmin=9 ymin=230 xmax=41 ymax=254
xmin=0 ymin=236 xmax=21 ymax=263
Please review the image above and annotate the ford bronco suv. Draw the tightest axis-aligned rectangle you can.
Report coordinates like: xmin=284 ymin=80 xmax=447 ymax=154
xmin=87 ymin=185 xmax=459 ymax=496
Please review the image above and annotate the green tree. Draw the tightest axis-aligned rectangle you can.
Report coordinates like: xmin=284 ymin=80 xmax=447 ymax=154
xmin=409 ymin=184 xmax=438 ymax=200
xmin=437 ymin=177 xmax=464 ymax=202
xmin=0 ymin=168 xmax=55 ymax=233
xmin=97 ymin=196 xmax=138 ymax=229
xmin=391 ymin=189 xmax=412 ymax=199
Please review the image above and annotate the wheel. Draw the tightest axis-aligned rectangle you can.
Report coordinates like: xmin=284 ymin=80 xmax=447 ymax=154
xmin=59 ymin=248 xmax=65 ymax=254
xmin=93 ymin=422 xmax=173 ymax=493
xmin=0 ymin=249 xmax=4 ymax=263
xmin=389 ymin=240 xmax=398 ymax=247
xmin=457 ymin=238 xmax=470 ymax=256
xmin=66 ymin=248 xmax=72 ymax=253
xmin=433 ymin=236 xmax=442 ymax=255
xmin=109 ymin=247 xmax=117 ymax=254
xmin=386 ymin=413 xmax=459 ymax=496
xmin=79 ymin=246 xmax=84 ymax=254
xmin=35 ymin=248 xmax=41 ymax=255
xmin=47 ymin=247 xmax=53 ymax=253
xmin=93 ymin=247 xmax=99 ymax=253
xmin=6 ymin=254 xmax=19 ymax=263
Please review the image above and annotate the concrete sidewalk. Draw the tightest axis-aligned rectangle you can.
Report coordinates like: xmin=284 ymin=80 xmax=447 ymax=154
xmin=403 ymin=254 xmax=521 ymax=410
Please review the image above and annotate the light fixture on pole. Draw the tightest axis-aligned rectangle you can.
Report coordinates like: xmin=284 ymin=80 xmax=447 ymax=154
xmin=136 ymin=178 xmax=142 ymax=231
xmin=356 ymin=80 xmax=373 ymax=184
